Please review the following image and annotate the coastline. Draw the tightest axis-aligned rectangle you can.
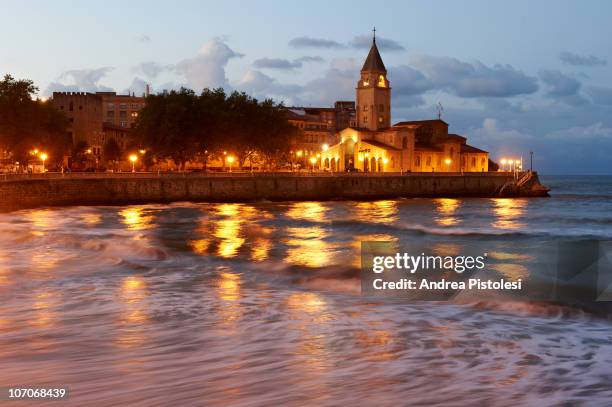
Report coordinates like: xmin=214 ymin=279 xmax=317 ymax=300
xmin=0 ymin=171 xmax=549 ymax=211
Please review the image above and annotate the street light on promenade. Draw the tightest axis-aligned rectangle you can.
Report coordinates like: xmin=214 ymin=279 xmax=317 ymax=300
xmin=129 ymin=154 xmax=138 ymax=173
xmin=444 ymin=158 xmax=452 ymax=171
xmin=309 ymin=156 xmax=317 ymax=172
xmin=227 ymin=155 xmax=235 ymax=172
xmin=39 ymin=153 xmax=48 ymax=173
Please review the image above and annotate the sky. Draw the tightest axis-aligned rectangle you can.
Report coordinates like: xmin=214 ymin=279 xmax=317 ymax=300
xmin=2 ymin=0 xmax=612 ymax=174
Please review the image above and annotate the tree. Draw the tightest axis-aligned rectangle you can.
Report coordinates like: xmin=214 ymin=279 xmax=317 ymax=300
xmin=71 ymin=140 xmax=90 ymax=169
xmin=134 ymin=86 xmax=296 ymax=170
xmin=134 ymin=88 xmax=201 ymax=170
xmin=103 ymin=138 xmax=122 ymax=170
xmin=0 ymin=74 xmax=69 ymax=167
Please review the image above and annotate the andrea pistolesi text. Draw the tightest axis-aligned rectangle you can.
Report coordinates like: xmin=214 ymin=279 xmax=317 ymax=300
xmin=370 ymin=253 xmax=523 ymax=292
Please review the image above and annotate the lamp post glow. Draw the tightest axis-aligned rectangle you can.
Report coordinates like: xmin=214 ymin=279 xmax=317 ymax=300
xmin=39 ymin=153 xmax=48 ymax=173
xmin=227 ymin=155 xmax=235 ymax=172
xmin=444 ymin=158 xmax=452 ymax=171
xmin=309 ymin=156 xmax=317 ymax=172
xmin=129 ymin=154 xmax=138 ymax=173
xmin=500 ymin=158 xmax=507 ymax=171
xmin=322 ymin=143 xmax=329 ymax=152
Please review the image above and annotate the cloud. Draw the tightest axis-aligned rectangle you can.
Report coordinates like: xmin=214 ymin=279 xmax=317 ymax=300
xmin=472 ymin=118 xmax=528 ymax=142
xmin=295 ymin=56 xmax=324 ymax=63
xmin=44 ymin=67 xmax=115 ymax=94
xmin=390 ymin=65 xmax=433 ymax=107
xmin=409 ymin=55 xmax=539 ymax=98
xmin=138 ymin=34 xmax=151 ymax=43
xmin=586 ymin=86 xmax=612 ymax=105
xmin=175 ymin=38 xmax=243 ymax=91
xmin=546 ymin=122 xmax=612 ymax=140
xmin=233 ymin=70 xmax=303 ymax=103
xmin=288 ymin=36 xmax=345 ymax=49
xmin=297 ymin=59 xmax=359 ymax=106
xmin=538 ymin=70 xmax=581 ymax=97
xmin=350 ymin=35 xmax=405 ymax=52
xmin=559 ymin=51 xmax=607 ymax=67
xmin=123 ymin=77 xmax=148 ymax=96
xmin=253 ymin=56 xmax=324 ymax=70
xmin=133 ymin=61 xmax=174 ymax=79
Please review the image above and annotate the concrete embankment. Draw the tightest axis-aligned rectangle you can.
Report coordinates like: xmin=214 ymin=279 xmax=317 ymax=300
xmin=0 ymin=172 xmax=548 ymax=211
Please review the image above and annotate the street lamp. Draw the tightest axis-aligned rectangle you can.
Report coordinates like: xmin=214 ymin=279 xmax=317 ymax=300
xmin=444 ymin=158 xmax=452 ymax=171
xmin=129 ymin=154 xmax=138 ymax=173
xmin=227 ymin=155 xmax=235 ymax=172
xmin=322 ymin=143 xmax=329 ymax=152
xmin=500 ymin=158 xmax=507 ymax=171
xmin=309 ymin=156 xmax=317 ymax=172
xmin=39 ymin=153 xmax=48 ymax=173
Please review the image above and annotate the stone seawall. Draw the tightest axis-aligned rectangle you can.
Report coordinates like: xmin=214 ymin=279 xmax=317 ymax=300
xmin=0 ymin=172 xmax=546 ymax=211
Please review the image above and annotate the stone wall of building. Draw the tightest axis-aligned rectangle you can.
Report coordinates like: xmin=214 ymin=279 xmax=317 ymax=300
xmin=0 ymin=173 xmax=544 ymax=211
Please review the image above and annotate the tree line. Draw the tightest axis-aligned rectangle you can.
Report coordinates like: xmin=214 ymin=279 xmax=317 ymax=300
xmin=134 ymin=88 xmax=297 ymax=170
xmin=0 ymin=75 xmax=69 ymax=167
xmin=0 ymin=74 xmax=298 ymax=171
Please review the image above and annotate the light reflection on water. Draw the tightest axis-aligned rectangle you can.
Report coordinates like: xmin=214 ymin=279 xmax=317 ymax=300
xmin=116 ymin=276 xmax=149 ymax=348
xmin=1 ymin=184 xmax=612 ymax=405
xmin=353 ymin=200 xmax=399 ymax=223
xmin=284 ymin=226 xmax=333 ymax=268
xmin=120 ymin=207 xmax=154 ymax=231
xmin=434 ymin=198 xmax=461 ymax=226
xmin=491 ymin=198 xmax=527 ymax=230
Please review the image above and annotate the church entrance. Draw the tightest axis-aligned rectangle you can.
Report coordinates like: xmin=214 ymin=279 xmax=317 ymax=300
xmin=344 ymin=139 xmax=355 ymax=171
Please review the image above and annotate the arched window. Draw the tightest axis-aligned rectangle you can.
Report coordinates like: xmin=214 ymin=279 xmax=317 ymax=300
xmin=415 ymin=156 xmax=421 ymax=167
xmin=426 ymin=156 xmax=431 ymax=167
xmin=471 ymin=157 xmax=476 ymax=168
xmin=450 ymin=147 xmax=454 ymax=156
xmin=402 ymin=137 xmax=408 ymax=149
xmin=378 ymin=75 xmax=386 ymax=87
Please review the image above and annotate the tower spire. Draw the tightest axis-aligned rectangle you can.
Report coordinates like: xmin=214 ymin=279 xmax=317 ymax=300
xmin=372 ymin=26 xmax=376 ymax=43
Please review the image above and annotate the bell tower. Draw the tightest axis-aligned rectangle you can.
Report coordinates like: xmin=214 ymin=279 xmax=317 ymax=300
xmin=356 ymin=27 xmax=391 ymax=130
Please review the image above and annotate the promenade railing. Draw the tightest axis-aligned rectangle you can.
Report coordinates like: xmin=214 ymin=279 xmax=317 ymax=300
xmin=0 ymin=170 xmax=523 ymax=182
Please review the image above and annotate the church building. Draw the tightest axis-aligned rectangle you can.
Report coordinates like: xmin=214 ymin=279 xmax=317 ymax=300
xmin=320 ymin=33 xmax=488 ymax=173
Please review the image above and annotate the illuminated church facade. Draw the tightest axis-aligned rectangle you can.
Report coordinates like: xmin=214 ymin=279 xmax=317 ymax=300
xmin=320 ymin=34 xmax=488 ymax=173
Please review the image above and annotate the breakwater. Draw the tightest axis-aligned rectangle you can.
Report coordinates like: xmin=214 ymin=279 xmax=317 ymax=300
xmin=0 ymin=171 xmax=548 ymax=211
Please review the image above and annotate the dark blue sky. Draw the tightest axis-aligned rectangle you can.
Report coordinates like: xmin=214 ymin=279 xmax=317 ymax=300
xmin=2 ymin=0 xmax=612 ymax=174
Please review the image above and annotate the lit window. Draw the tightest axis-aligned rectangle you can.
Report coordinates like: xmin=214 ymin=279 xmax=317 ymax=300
xmin=378 ymin=116 xmax=383 ymax=123
xmin=363 ymin=80 xmax=369 ymax=86
xmin=378 ymin=75 xmax=386 ymax=87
